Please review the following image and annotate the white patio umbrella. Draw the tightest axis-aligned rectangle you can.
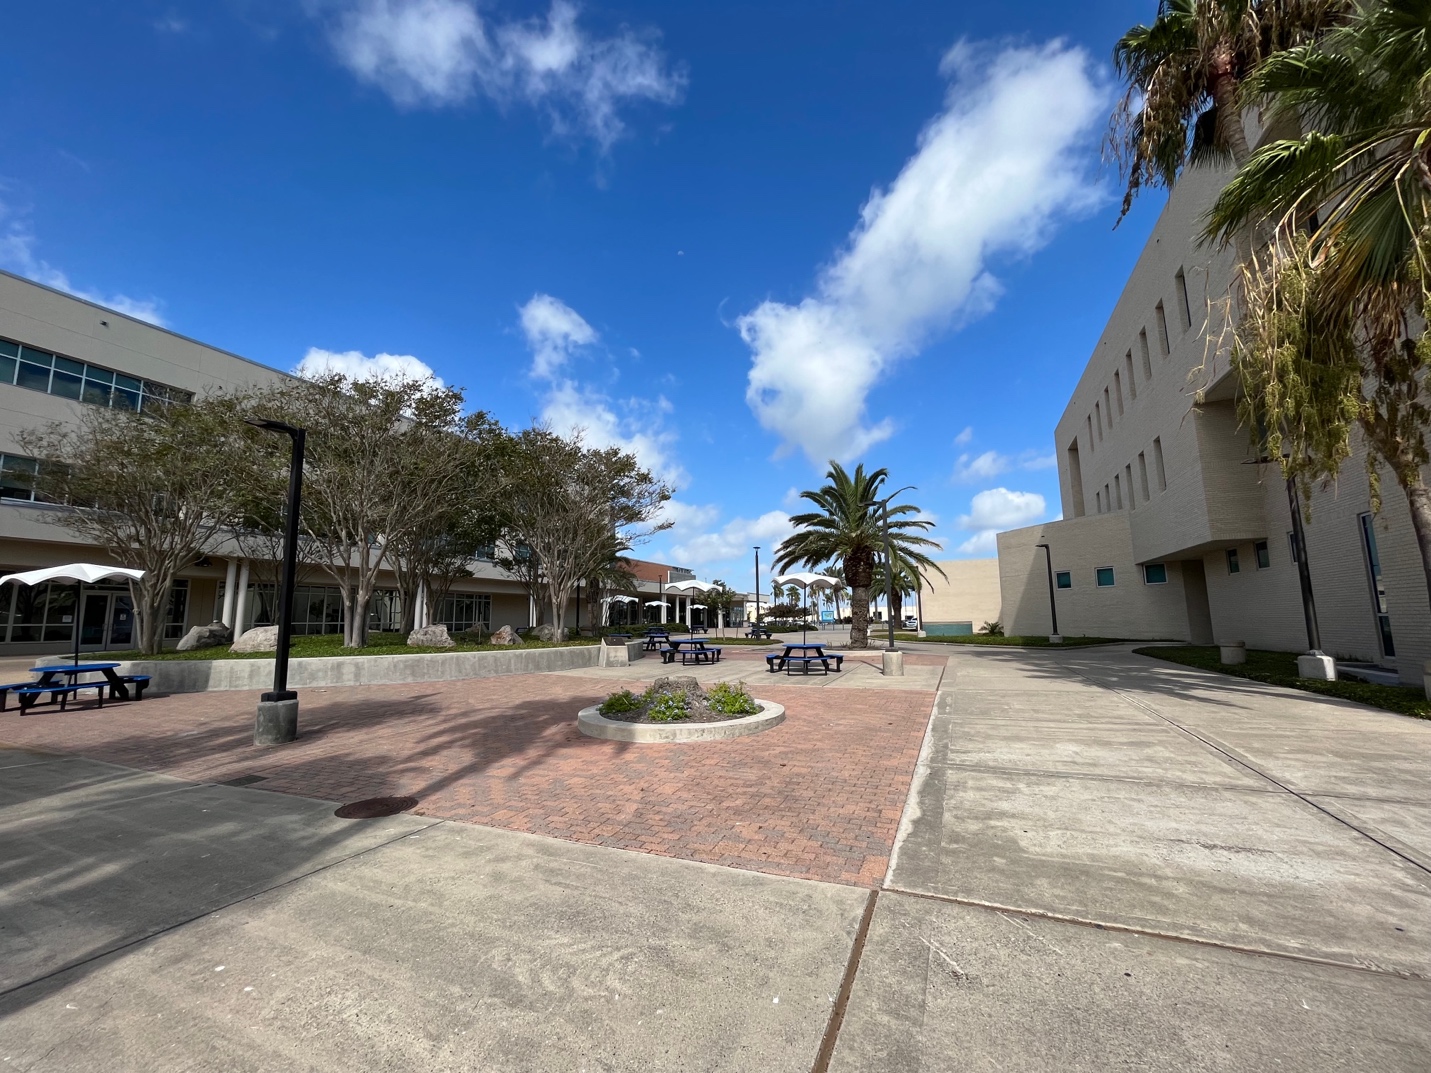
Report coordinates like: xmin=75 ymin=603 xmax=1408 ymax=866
xmin=0 ymin=563 xmax=146 ymax=665
xmin=601 ymin=594 xmax=638 ymax=626
xmin=666 ymin=580 xmax=714 ymax=632
xmin=773 ymin=572 xmax=838 ymax=644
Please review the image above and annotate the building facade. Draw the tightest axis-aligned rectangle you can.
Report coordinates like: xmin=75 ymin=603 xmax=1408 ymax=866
xmin=997 ymin=166 xmax=1431 ymax=685
xmin=0 ymin=271 xmax=703 ymax=655
xmin=917 ymin=559 xmax=1002 ymax=635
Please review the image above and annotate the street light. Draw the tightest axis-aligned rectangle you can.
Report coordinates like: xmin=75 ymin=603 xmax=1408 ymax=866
xmin=246 ymin=418 xmax=306 ymax=746
xmin=877 ymin=485 xmax=914 ymax=652
xmin=752 ymin=546 xmax=761 ymax=629
xmin=1035 ymin=542 xmax=1061 ymax=644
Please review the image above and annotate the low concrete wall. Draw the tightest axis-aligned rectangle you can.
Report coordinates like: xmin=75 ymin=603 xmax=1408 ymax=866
xmin=598 ymin=640 xmax=647 ymax=668
xmin=114 ymin=643 xmax=604 ymax=693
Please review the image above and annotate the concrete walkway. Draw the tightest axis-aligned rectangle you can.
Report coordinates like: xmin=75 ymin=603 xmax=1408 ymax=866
xmin=3 ymin=645 xmax=1430 ymax=1070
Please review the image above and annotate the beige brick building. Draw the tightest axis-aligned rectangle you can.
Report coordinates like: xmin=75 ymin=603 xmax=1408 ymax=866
xmin=998 ymin=166 xmax=1431 ymax=685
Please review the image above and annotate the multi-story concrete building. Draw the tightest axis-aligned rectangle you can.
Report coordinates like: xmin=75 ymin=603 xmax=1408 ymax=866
xmin=0 ymin=271 xmax=717 ymax=656
xmin=998 ymin=165 xmax=1431 ymax=686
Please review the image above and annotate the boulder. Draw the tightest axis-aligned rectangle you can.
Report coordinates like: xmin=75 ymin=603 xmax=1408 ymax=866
xmin=407 ymin=624 xmax=455 ymax=648
xmin=490 ymin=625 xmax=522 ymax=646
xmin=230 ymin=625 xmax=280 ymax=654
xmin=177 ymin=620 xmax=234 ymax=652
xmin=532 ymin=623 xmax=564 ymax=642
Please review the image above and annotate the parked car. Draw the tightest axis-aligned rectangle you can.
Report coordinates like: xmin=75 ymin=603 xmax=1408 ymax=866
xmin=903 ymin=617 xmax=918 ymax=630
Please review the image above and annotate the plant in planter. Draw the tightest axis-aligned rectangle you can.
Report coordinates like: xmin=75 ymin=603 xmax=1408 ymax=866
xmin=706 ymin=681 xmax=759 ymax=716
xmin=646 ymin=690 xmax=690 ymax=722
xmin=598 ymin=689 xmax=643 ymax=715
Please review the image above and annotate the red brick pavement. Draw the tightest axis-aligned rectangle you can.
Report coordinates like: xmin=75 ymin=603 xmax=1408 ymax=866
xmin=0 ymin=651 xmax=942 ymax=887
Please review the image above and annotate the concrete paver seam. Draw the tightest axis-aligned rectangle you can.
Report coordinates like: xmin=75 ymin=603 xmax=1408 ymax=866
xmin=1073 ymin=670 xmax=1431 ymax=881
xmin=0 ymin=812 xmax=448 ymax=1002
xmin=810 ymin=889 xmax=879 ymax=1073
xmin=881 ymin=885 xmax=1431 ymax=983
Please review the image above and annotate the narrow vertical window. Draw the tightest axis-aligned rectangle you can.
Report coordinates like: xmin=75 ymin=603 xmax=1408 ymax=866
xmin=1114 ymin=371 xmax=1125 ymax=415
xmin=1288 ymin=531 xmax=1299 ymax=564
xmin=1095 ymin=403 xmax=1103 ymax=440
xmin=1254 ymin=540 xmax=1270 ymax=569
xmin=1125 ymin=351 xmax=1137 ymax=399
xmin=1096 ymin=490 xmax=1102 ymax=513
xmin=1226 ymin=548 xmax=1240 ymax=574
xmin=1155 ymin=302 xmax=1170 ymax=356
xmin=1114 ymin=473 xmax=1123 ymax=510
xmin=1153 ymin=436 xmax=1167 ymax=490
xmin=1103 ymin=389 xmax=1113 ymax=428
xmin=1175 ymin=268 xmax=1193 ymax=331
xmin=1139 ymin=328 xmax=1153 ymax=380
xmin=1086 ymin=414 xmax=1095 ymax=453
xmin=1359 ymin=512 xmax=1396 ymax=657
xmin=1125 ymin=463 xmax=1136 ymax=510
xmin=1067 ymin=440 xmax=1086 ymax=518
xmin=1138 ymin=451 xmax=1150 ymax=500
xmin=1104 ymin=482 xmax=1111 ymax=509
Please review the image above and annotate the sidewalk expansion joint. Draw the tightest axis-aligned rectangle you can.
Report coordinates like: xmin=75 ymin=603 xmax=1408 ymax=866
xmin=880 ymin=886 xmax=1429 ymax=982
xmin=811 ymin=888 xmax=878 ymax=1073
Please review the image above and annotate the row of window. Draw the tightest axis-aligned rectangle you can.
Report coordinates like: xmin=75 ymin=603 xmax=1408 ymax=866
xmin=230 ymin=582 xmax=494 ymax=635
xmin=0 ymin=453 xmax=44 ymax=503
xmin=0 ymin=337 xmax=193 ymax=413
xmin=1052 ymin=563 xmax=1167 ymax=590
xmin=0 ymin=578 xmax=187 ymax=645
xmin=1095 ymin=438 xmax=1168 ymax=514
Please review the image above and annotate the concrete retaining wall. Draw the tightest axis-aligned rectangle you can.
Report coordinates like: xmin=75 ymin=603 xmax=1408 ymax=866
xmin=115 ymin=643 xmax=611 ymax=694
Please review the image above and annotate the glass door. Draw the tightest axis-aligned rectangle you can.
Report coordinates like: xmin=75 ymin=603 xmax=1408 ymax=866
xmin=79 ymin=592 xmax=135 ymax=650
xmin=80 ymin=593 xmax=109 ymax=649
xmin=109 ymin=595 xmax=134 ymax=649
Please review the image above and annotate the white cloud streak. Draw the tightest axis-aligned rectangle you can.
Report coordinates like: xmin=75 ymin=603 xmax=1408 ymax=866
xmin=0 ymin=199 xmax=166 ymax=325
xmin=956 ymin=486 xmax=1045 ymax=554
xmin=325 ymin=0 xmax=685 ymax=148
xmin=295 ymin=347 xmax=443 ymax=384
xmin=520 ymin=293 xmax=597 ymax=379
xmin=668 ymin=510 xmax=793 ymax=566
xmin=952 ymin=447 xmax=1058 ymax=482
xmin=738 ymin=40 xmax=1105 ymax=464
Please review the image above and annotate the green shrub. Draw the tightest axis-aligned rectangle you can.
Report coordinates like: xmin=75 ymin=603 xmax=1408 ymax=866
xmin=646 ymin=691 xmax=690 ymax=722
xmin=979 ymin=620 xmax=1004 ymax=636
xmin=706 ymin=681 xmax=760 ymax=715
xmin=598 ymin=689 xmax=643 ymax=715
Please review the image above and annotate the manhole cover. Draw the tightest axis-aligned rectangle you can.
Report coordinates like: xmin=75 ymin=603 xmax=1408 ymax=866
xmin=334 ymin=796 xmax=419 ymax=819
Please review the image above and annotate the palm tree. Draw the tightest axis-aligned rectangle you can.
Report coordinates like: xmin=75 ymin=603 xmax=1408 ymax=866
xmin=775 ymin=462 xmax=943 ymax=649
xmin=1203 ymin=0 xmax=1431 ymax=606
xmin=874 ymin=551 xmax=924 ymax=630
xmin=1109 ymin=0 xmax=1346 ymax=220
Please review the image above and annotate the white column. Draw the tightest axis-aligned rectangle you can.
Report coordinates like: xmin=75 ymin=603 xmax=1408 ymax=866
xmin=685 ymin=597 xmax=691 ymax=629
xmin=528 ymin=594 xmax=536 ymax=627
xmin=416 ymin=579 xmax=428 ymax=629
xmin=221 ymin=559 xmax=238 ymax=627
xmin=233 ymin=560 xmax=251 ymax=635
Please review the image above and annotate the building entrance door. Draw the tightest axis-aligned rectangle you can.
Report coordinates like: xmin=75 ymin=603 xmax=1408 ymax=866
xmin=80 ymin=592 xmax=135 ymax=651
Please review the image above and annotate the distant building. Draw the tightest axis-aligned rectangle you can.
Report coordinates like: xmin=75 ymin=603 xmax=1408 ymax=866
xmin=996 ymin=166 xmax=1429 ymax=684
xmin=918 ymin=559 xmax=1002 ymax=635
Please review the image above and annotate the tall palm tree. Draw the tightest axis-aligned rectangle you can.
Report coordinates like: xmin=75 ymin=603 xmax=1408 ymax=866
xmin=1110 ymin=0 xmax=1347 ymax=220
xmin=1204 ymin=0 xmax=1431 ymax=606
xmin=775 ymin=462 xmax=943 ymax=649
xmin=874 ymin=552 xmax=924 ymax=630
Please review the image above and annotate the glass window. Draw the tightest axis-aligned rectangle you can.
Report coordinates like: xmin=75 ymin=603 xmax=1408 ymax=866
xmin=19 ymin=345 xmax=52 ymax=366
xmin=1096 ymin=567 xmax=1115 ymax=587
xmin=1143 ymin=563 xmax=1168 ymax=584
xmin=1226 ymin=548 xmax=1240 ymax=574
xmin=49 ymin=368 xmax=83 ymax=400
xmin=1055 ymin=571 xmax=1071 ymax=589
xmin=0 ymin=454 xmax=39 ymax=501
xmin=1254 ymin=540 xmax=1270 ymax=569
xmin=0 ymin=336 xmax=189 ymax=413
xmin=0 ymin=352 xmax=15 ymax=384
xmin=1359 ymin=513 xmax=1395 ymax=658
xmin=0 ymin=339 xmax=17 ymax=357
xmin=1288 ymin=531 xmax=1299 ymax=564
xmin=16 ymin=361 xmax=51 ymax=392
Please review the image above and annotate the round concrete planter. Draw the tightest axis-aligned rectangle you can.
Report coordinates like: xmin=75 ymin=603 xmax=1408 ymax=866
xmin=576 ymin=700 xmax=785 ymax=743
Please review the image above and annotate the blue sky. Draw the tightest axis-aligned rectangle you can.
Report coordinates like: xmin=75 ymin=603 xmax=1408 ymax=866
xmin=1 ymin=0 xmax=1168 ymax=591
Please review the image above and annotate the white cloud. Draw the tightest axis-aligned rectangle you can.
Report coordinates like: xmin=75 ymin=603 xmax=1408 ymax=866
xmin=956 ymin=486 xmax=1045 ymax=554
xmin=0 ymin=199 xmax=166 ymax=325
xmin=954 ymin=450 xmax=1008 ymax=482
xmin=295 ymin=347 xmax=442 ymax=384
xmin=539 ymin=374 xmax=684 ymax=485
xmin=1021 ymin=451 xmax=1057 ymax=470
xmin=953 ymin=426 xmax=974 ymax=447
xmin=738 ymin=40 xmax=1105 ymax=464
xmin=520 ymin=293 xmax=597 ymax=379
xmin=668 ymin=510 xmax=794 ymax=566
xmin=325 ymin=0 xmax=685 ymax=149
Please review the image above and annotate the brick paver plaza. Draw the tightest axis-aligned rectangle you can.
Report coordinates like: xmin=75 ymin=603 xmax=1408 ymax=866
xmin=0 ymin=649 xmax=943 ymax=886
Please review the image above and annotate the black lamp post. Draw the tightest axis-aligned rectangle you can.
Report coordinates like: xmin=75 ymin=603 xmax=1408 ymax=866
xmin=753 ymin=546 xmax=761 ymax=628
xmin=1285 ymin=476 xmax=1323 ymax=653
xmin=1035 ymin=542 xmax=1061 ymax=642
xmin=877 ymin=485 xmax=914 ymax=652
xmin=247 ymin=418 xmax=305 ymax=746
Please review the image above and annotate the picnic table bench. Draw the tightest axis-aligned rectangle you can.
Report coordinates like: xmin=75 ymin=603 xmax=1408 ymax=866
xmin=746 ymin=627 xmax=773 ymax=639
xmin=659 ymin=638 xmax=723 ymax=665
xmin=765 ymin=643 xmax=843 ymax=676
xmin=2 ymin=663 xmax=152 ymax=714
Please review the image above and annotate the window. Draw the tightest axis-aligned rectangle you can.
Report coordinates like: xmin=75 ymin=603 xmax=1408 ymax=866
xmin=1288 ymin=531 xmax=1300 ymax=564
xmin=1104 ymin=483 xmax=1111 ymax=511
xmin=1359 ymin=513 xmax=1396 ymax=657
xmin=474 ymin=543 xmax=497 ymax=561
xmin=1143 ymin=563 xmax=1168 ymax=584
xmin=1055 ymin=571 xmax=1071 ymax=589
xmin=1086 ymin=414 xmax=1095 ymax=453
xmin=0 ymin=453 xmax=41 ymax=502
xmin=1254 ymin=540 xmax=1270 ymax=569
xmin=1125 ymin=351 xmax=1137 ymax=399
xmin=164 ymin=580 xmax=189 ymax=640
xmin=1114 ymin=372 xmax=1125 ymax=415
xmin=1175 ymin=268 xmax=1193 ymax=331
xmin=0 ymin=337 xmax=192 ymax=413
xmin=1103 ymin=387 xmax=1113 ymax=428
xmin=2 ymin=580 xmax=76 ymax=643
xmin=1139 ymin=328 xmax=1153 ymax=380
xmin=1095 ymin=402 xmax=1103 ymax=440
xmin=1153 ymin=437 xmax=1167 ymax=490
xmin=1095 ymin=490 xmax=1102 ymax=513
xmin=1114 ymin=473 xmax=1123 ymax=510
xmin=1125 ymin=464 xmax=1136 ymax=510
xmin=439 ymin=593 xmax=492 ymax=633
xmin=1138 ymin=451 xmax=1150 ymax=500
xmin=1096 ymin=567 xmax=1115 ymax=587
xmin=1155 ymin=302 xmax=1170 ymax=356
xmin=1226 ymin=548 xmax=1240 ymax=574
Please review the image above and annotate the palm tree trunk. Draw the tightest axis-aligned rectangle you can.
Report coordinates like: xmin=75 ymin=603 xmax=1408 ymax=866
xmin=1209 ymin=54 xmax=1251 ymax=166
xmin=849 ymin=585 xmax=871 ymax=648
xmin=1401 ymin=470 xmax=1431 ymax=616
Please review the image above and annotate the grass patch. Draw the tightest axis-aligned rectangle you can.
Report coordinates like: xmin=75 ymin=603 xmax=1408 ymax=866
xmin=96 ymin=631 xmax=600 ymax=661
xmin=897 ymin=633 xmax=1131 ymax=648
xmin=1135 ymin=645 xmax=1430 ymax=720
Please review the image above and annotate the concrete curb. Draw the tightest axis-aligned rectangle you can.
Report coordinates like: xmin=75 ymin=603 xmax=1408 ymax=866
xmin=575 ymin=701 xmax=785 ymax=743
xmin=109 ymin=644 xmax=604 ymax=693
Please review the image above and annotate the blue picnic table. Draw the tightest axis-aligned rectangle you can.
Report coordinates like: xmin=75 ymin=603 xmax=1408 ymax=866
xmin=765 ymin=642 xmax=844 ymax=675
xmin=1 ymin=662 xmax=150 ymax=713
xmin=660 ymin=637 xmax=724 ymax=665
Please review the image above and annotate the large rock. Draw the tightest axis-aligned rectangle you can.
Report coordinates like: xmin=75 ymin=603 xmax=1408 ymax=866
xmin=407 ymin=624 xmax=455 ymax=648
xmin=532 ymin=624 xmax=564 ymax=642
xmin=176 ymin=620 xmax=233 ymax=652
xmin=489 ymin=625 xmax=522 ymax=646
xmin=230 ymin=625 xmax=280 ymax=654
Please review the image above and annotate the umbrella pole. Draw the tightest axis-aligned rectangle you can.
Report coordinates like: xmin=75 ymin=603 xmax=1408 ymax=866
xmin=73 ymin=582 xmax=82 ymax=665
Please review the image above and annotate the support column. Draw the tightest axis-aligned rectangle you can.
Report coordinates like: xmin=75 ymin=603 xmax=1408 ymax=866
xmin=416 ymin=579 xmax=428 ymax=629
xmin=231 ymin=563 xmax=251 ymax=638
xmin=221 ymin=559 xmax=238 ymax=627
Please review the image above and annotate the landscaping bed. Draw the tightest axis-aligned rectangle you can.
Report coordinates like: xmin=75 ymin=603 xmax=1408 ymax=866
xmin=93 ymin=632 xmax=600 ymax=661
xmin=597 ymin=677 xmax=761 ymax=724
xmin=1135 ymin=645 xmax=1431 ymax=720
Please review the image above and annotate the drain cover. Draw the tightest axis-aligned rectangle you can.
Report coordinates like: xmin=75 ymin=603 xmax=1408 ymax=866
xmin=335 ymin=796 xmax=419 ymax=819
xmin=221 ymin=774 xmax=269 ymax=787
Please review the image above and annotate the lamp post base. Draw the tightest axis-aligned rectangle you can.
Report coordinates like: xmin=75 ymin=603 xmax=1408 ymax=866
xmin=882 ymin=650 xmax=905 ymax=677
xmin=1048 ymin=634 xmax=1063 ymax=645
xmin=1296 ymin=652 xmax=1337 ymax=681
xmin=255 ymin=692 xmax=298 ymax=745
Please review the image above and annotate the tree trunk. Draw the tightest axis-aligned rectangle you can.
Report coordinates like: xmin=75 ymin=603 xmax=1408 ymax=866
xmin=890 ymin=589 xmax=903 ymax=627
xmin=134 ymin=577 xmax=167 ymax=655
xmin=849 ymin=585 xmax=871 ymax=648
xmin=1208 ymin=54 xmax=1251 ymax=167
xmin=1400 ymin=469 xmax=1431 ymax=616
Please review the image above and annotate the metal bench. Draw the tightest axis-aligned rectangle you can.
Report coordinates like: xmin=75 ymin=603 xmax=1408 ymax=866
xmin=116 ymin=675 xmax=151 ymax=701
xmin=0 ymin=682 xmax=38 ymax=712
xmin=765 ymin=653 xmax=844 ymax=674
xmin=746 ymin=628 xmax=772 ymax=639
xmin=15 ymin=681 xmax=106 ymax=713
